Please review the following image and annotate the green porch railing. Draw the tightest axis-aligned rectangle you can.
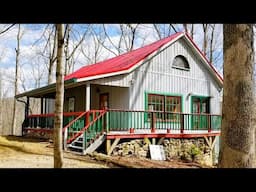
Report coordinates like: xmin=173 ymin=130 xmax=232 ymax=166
xmin=25 ymin=112 xmax=85 ymax=130
xmin=106 ymin=109 xmax=221 ymax=133
xmin=83 ymin=111 xmax=106 ymax=148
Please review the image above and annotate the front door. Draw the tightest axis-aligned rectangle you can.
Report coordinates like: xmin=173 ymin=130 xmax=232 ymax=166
xmin=99 ymin=93 xmax=109 ymax=110
xmin=191 ymin=96 xmax=210 ymax=130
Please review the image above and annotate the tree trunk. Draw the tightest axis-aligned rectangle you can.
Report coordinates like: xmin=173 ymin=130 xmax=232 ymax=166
xmin=64 ymin=24 xmax=70 ymax=76
xmin=12 ymin=24 xmax=21 ymax=136
xmin=183 ymin=24 xmax=188 ymax=33
xmin=190 ymin=24 xmax=194 ymax=39
xmin=48 ymin=28 xmax=57 ymax=85
xmin=0 ymin=70 xmax=2 ymax=135
xmin=209 ymin=24 xmax=215 ymax=64
xmin=202 ymin=24 xmax=208 ymax=56
xmin=218 ymin=24 xmax=256 ymax=168
xmin=54 ymin=24 xmax=64 ymax=168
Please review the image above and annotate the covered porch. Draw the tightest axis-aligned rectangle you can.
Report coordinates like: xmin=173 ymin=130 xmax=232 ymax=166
xmin=16 ymin=81 xmax=221 ymax=156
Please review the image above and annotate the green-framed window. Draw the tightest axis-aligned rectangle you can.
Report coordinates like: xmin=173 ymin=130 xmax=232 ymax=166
xmin=147 ymin=93 xmax=181 ymax=122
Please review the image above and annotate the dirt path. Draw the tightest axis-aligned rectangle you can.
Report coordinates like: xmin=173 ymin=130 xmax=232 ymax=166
xmin=0 ymin=136 xmax=110 ymax=168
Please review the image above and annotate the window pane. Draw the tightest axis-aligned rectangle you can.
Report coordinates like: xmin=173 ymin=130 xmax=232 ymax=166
xmin=165 ymin=96 xmax=181 ymax=121
xmin=148 ymin=94 xmax=181 ymax=122
xmin=148 ymin=94 xmax=164 ymax=120
xmin=172 ymin=55 xmax=190 ymax=69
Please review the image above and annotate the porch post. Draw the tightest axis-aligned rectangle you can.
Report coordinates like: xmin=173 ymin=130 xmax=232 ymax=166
xmin=25 ymin=97 xmax=30 ymax=118
xmin=22 ymin=97 xmax=30 ymax=136
xmin=86 ymin=83 xmax=90 ymax=111
xmin=40 ymin=98 xmax=44 ymax=114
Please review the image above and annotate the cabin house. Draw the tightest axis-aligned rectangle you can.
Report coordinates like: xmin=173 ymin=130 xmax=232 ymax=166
xmin=16 ymin=32 xmax=222 ymax=158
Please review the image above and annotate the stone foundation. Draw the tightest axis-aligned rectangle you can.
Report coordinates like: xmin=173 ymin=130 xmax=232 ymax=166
xmin=112 ymin=138 xmax=213 ymax=166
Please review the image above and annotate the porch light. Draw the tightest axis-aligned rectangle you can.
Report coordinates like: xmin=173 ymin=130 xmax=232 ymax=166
xmin=129 ymin=79 xmax=135 ymax=85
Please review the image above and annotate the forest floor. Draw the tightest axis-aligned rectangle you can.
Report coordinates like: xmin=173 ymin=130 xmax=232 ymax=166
xmin=0 ymin=136 xmax=212 ymax=168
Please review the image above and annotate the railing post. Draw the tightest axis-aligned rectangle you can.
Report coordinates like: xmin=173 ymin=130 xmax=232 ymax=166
xmin=208 ymin=115 xmax=211 ymax=133
xmin=129 ymin=128 xmax=134 ymax=133
xmin=151 ymin=112 xmax=156 ymax=133
xmin=82 ymin=133 xmax=85 ymax=154
xmin=180 ymin=113 xmax=184 ymax=134
xmin=102 ymin=111 xmax=107 ymax=132
xmin=86 ymin=112 xmax=90 ymax=127
xmin=64 ymin=127 xmax=68 ymax=151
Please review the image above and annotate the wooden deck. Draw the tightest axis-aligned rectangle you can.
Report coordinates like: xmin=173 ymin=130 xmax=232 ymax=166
xmin=106 ymin=129 xmax=220 ymax=139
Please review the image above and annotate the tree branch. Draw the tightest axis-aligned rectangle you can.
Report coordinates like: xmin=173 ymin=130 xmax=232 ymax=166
xmin=0 ymin=24 xmax=15 ymax=35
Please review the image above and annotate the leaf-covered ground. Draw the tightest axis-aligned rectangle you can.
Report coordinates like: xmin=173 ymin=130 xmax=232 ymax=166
xmin=0 ymin=136 xmax=212 ymax=168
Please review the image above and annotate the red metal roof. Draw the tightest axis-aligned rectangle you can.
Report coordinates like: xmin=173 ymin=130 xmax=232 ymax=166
xmin=64 ymin=32 xmax=183 ymax=81
xmin=64 ymin=32 xmax=223 ymax=83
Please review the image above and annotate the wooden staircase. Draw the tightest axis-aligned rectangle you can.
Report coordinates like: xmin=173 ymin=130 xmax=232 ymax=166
xmin=63 ymin=110 xmax=106 ymax=155
xmin=67 ymin=133 xmax=106 ymax=154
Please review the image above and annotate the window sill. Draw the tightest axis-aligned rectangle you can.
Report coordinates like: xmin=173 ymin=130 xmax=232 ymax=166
xmin=172 ymin=66 xmax=190 ymax=71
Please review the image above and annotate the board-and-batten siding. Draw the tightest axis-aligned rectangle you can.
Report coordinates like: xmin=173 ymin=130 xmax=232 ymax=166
xmin=63 ymin=84 xmax=129 ymax=111
xmin=89 ymin=73 xmax=132 ymax=87
xmin=90 ymin=85 xmax=129 ymax=110
xmin=129 ymin=38 xmax=222 ymax=114
xmin=64 ymin=86 xmax=86 ymax=112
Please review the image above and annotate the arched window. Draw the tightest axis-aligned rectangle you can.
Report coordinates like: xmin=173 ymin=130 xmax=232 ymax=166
xmin=172 ymin=55 xmax=190 ymax=70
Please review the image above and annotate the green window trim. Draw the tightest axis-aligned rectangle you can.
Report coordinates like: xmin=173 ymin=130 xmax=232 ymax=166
xmin=190 ymin=95 xmax=210 ymax=114
xmin=190 ymin=95 xmax=211 ymax=130
xmin=144 ymin=91 xmax=184 ymax=123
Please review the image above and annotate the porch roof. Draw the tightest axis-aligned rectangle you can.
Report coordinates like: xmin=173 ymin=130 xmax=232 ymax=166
xmin=15 ymin=78 xmax=77 ymax=98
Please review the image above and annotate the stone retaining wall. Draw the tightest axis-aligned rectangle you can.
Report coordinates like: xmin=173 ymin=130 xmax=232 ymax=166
xmin=112 ymin=138 xmax=213 ymax=166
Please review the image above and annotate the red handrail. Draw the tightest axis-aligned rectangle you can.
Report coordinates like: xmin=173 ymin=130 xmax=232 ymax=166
xmin=28 ymin=111 xmax=85 ymax=118
xmin=62 ymin=112 xmax=87 ymax=133
xmin=66 ymin=110 xmax=106 ymax=144
xmin=107 ymin=109 xmax=221 ymax=116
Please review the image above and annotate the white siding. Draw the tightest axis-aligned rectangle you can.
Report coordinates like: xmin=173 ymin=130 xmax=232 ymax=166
xmin=91 ymin=85 xmax=129 ymax=110
xmin=63 ymin=84 xmax=129 ymax=111
xmin=89 ymin=74 xmax=132 ymax=87
xmin=129 ymin=38 xmax=222 ymax=114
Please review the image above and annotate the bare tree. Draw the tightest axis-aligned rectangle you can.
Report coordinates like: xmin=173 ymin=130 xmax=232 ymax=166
xmin=202 ymin=24 xmax=208 ymax=55
xmin=102 ymin=24 xmax=121 ymax=55
xmin=80 ymin=28 xmax=104 ymax=64
xmin=54 ymin=24 xmax=64 ymax=168
xmin=47 ymin=26 xmax=57 ymax=84
xmin=0 ymin=69 xmax=2 ymax=135
xmin=183 ymin=24 xmax=188 ymax=33
xmin=123 ymin=24 xmax=138 ymax=51
xmin=11 ymin=24 xmax=22 ymax=136
xmin=0 ymin=24 xmax=15 ymax=36
xmin=100 ymin=24 xmax=140 ymax=55
xmin=218 ymin=24 xmax=256 ymax=168
xmin=190 ymin=24 xmax=194 ymax=39
xmin=153 ymin=24 xmax=176 ymax=40
xmin=33 ymin=25 xmax=57 ymax=85
xmin=209 ymin=24 xmax=216 ymax=64
xmin=64 ymin=24 xmax=88 ymax=75
xmin=182 ymin=24 xmax=194 ymax=39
